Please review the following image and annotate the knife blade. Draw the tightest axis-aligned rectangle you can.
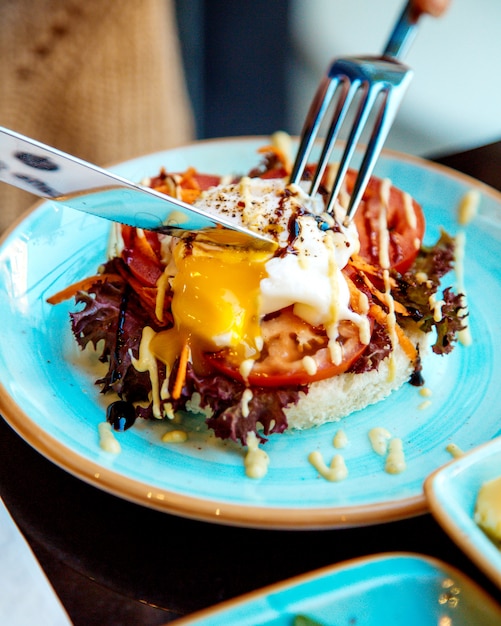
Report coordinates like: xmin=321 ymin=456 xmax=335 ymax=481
xmin=0 ymin=126 xmax=275 ymax=249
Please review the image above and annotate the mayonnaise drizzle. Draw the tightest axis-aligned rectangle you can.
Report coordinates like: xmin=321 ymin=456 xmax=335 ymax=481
xmin=446 ymin=443 xmax=464 ymax=458
xmin=368 ymin=427 xmax=392 ymax=456
xmin=98 ymin=422 xmax=121 ymax=454
xmin=244 ymin=432 xmax=269 ymax=479
xmin=385 ymin=438 xmax=406 ymax=474
xmin=333 ymin=429 xmax=348 ymax=449
xmin=454 ymin=188 xmax=478 ymax=347
xmin=155 ymin=268 xmax=170 ymax=323
xmin=403 ymin=191 xmax=417 ymax=229
xmin=429 ymin=293 xmax=445 ymax=323
xmin=418 ymin=400 xmax=432 ymax=410
xmin=457 ymin=189 xmax=480 ymax=226
xmin=302 ymin=355 xmax=318 ymax=376
xmin=239 ymin=358 xmax=255 ymax=382
xmin=240 ymin=389 xmax=253 ymax=418
xmin=131 ymin=326 xmax=162 ymax=419
xmin=378 ymin=178 xmax=392 ymax=270
xmin=308 ymin=451 xmax=348 ymax=482
xmin=162 ymin=429 xmax=188 ymax=443
xmin=369 ymin=427 xmax=406 ymax=474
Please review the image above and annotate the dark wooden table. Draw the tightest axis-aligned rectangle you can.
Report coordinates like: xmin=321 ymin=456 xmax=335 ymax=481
xmin=1 ymin=142 xmax=501 ymax=625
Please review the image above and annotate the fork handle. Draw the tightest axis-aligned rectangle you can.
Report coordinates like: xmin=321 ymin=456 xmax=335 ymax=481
xmin=383 ymin=1 xmax=421 ymax=60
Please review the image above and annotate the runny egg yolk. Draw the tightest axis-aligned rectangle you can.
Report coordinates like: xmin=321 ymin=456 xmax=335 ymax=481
xmin=150 ymin=241 xmax=272 ymax=372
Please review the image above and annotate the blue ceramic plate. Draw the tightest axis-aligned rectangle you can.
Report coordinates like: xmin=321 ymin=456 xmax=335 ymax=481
xmin=425 ymin=437 xmax=501 ymax=589
xmin=0 ymin=137 xmax=500 ymax=529
xmin=172 ymin=553 xmax=501 ymax=625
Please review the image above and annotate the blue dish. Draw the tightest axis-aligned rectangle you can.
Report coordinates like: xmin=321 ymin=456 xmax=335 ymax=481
xmin=425 ymin=437 xmax=501 ymax=589
xmin=172 ymin=553 xmax=501 ymax=625
xmin=0 ymin=138 xmax=500 ymax=529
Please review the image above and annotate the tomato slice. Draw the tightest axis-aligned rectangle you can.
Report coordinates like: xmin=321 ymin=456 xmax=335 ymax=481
xmin=259 ymin=166 xmax=289 ymax=179
xmin=206 ymin=307 xmax=373 ymax=387
xmin=188 ymin=173 xmax=222 ymax=190
xmin=346 ymin=170 xmax=425 ymax=274
xmin=121 ymin=229 xmax=163 ymax=288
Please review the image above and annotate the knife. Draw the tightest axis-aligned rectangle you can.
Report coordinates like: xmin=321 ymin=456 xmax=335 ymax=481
xmin=0 ymin=126 xmax=274 ymax=249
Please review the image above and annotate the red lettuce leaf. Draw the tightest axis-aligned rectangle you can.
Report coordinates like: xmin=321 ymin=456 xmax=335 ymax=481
xmin=70 ymin=264 xmax=154 ymax=401
xmin=134 ymin=362 xmax=300 ymax=446
xmin=348 ymin=321 xmax=392 ymax=374
xmin=392 ymin=232 xmax=467 ymax=354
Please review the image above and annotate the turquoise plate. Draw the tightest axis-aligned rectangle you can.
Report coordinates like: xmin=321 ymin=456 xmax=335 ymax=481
xmin=172 ymin=553 xmax=501 ymax=625
xmin=425 ymin=436 xmax=501 ymax=589
xmin=0 ymin=137 xmax=500 ymax=529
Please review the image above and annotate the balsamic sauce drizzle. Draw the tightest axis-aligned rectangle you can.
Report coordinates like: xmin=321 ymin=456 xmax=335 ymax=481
xmin=107 ymin=284 xmax=136 ymax=431
xmin=109 ymin=285 xmax=130 ymax=385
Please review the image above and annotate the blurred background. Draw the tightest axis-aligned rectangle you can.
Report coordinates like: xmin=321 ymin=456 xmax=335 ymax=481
xmin=1 ymin=0 xmax=500 ymax=232
xmin=175 ymin=0 xmax=501 ymax=158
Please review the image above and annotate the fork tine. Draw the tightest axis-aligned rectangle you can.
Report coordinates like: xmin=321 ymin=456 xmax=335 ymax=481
xmin=324 ymin=81 xmax=382 ymax=215
xmin=308 ymin=79 xmax=356 ymax=197
xmin=291 ymin=55 xmax=412 ymax=223
xmin=290 ymin=1 xmax=423 ymax=224
xmin=289 ymin=75 xmax=339 ymax=186
xmin=343 ymin=89 xmax=392 ymax=223
xmin=343 ymin=65 xmax=413 ymax=222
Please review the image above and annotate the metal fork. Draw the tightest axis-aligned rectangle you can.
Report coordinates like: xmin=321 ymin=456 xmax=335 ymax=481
xmin=290 ymin=0 xmax=423 ymax=223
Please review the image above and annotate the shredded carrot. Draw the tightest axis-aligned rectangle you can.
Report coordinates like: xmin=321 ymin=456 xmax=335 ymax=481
xmin=349 ymin=255 xmax=399 ymax=287
xmin=362 ymin=274 xmax=408 ymax=316
xmin=346 ymin=274 xmax=414 ymax=360
xmin=349 ymin=254 xmax=381 ymax=275
xmin=361 ymin=275 xmax=387 ymax=306
xmin=348 ymin=256 xmax=407 ymax=316
xmin=369 ymin=302 xmax=391 ymax=325
xmin=180 ymin=187 xmax=202 ymax=204
xmin=345 ymin=275 xmax=368 ymax=315
xmin=257 ymin=144 xmax=283 ymax=157
xmin=151 ymin=183 xmax=171 ymax=195
xmin=179 ymin=167 xmax=200 ymax=187
xmin=394 ymin=323 xmax=419 ymax=362
xmin=345 ymin=267 xmax=408 ymax=317
xmin=46 ymin=273 xmax=122 ymax=305
xmin=171 ymin=341 xmax=190 ymax=400
xmin=257 ymin=144 xmax=289 ymax=171
xmin=150 ymin=174 xmax=177 ymax=198
xmin=133 ymin=229 xmax=160 ymax=262
xmin=369 ymin=303 xmax=418 ymax=363
xmin=150 ymin=167 xmax=202 ymax=203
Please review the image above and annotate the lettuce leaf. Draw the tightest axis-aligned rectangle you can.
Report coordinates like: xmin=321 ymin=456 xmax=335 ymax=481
xmin=392 ymin=231 xmax=467 ymax=354
xmin=70 ymin=263 xmax=153 ymax=401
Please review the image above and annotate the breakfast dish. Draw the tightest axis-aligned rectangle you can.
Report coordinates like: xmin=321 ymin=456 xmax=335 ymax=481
xmin=47 ymin=134 xmax=464 ymax=470
xmin=172 ymin=553 xmax=501 ymax=625
xmin=0 ymin=138 xmax=500 ymax=528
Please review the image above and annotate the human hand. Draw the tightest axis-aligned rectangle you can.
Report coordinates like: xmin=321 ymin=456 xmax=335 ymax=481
xmin=412 ymin=0 xmax=451 ymax=17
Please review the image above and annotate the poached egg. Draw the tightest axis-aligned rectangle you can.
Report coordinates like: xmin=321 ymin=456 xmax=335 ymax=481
xmin=150 ymin=176 xmax=366 ymax=372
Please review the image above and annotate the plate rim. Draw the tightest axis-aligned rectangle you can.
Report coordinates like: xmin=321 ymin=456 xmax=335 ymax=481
xmin=170 ymin=551 xmax=501 ymax=625
xmin=0 ymin=381 xmax=426 ymax=529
